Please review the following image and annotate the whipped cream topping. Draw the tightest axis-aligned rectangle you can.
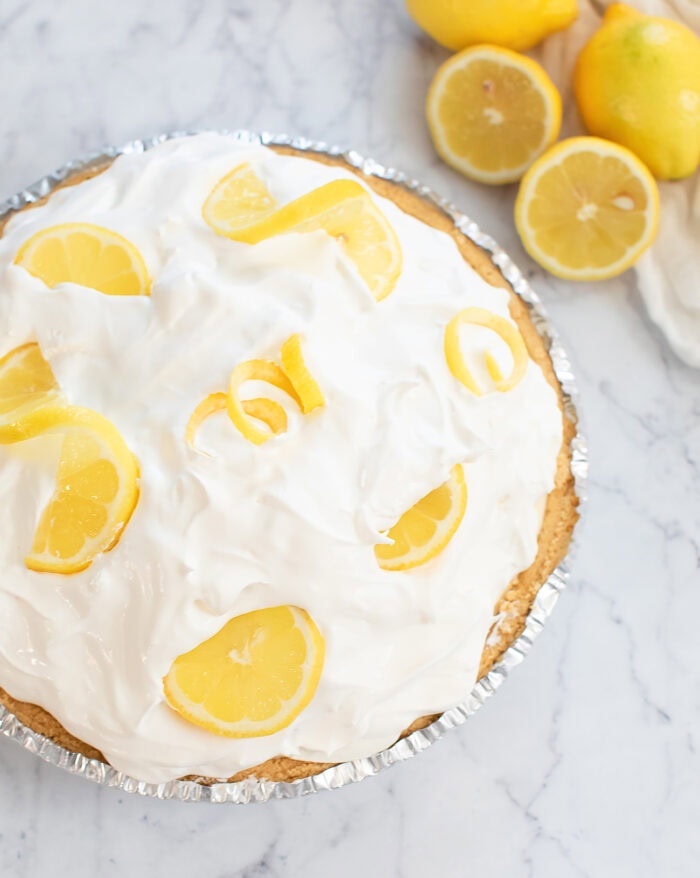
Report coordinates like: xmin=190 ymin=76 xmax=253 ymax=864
xmin=0 ymin=134 xmax=563 ymax=783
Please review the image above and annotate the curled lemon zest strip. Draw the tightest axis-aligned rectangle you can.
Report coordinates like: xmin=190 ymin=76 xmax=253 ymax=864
xmin=186 ymin=392 xmax=227 ymax=451
xmin=484 ymin=351 xmax=504 ymax=385
xmin=242 ymin=397 xmax=288 ymax=435
xmin=444 ymin=307 xmax=528 ymax=397
xmin=280 ymin=334 xmax=325 ymax=414
xmin=186 ymin=391 xmax=289 ymax=452
xmin=227 ymin=359 xmax=301 ymax=445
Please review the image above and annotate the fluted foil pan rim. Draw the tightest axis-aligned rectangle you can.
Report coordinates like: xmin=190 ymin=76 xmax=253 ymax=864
xmin=0 ymin=129 xmax=588 ymax=803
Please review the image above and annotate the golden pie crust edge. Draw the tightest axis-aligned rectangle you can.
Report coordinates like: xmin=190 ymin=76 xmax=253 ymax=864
xmin=0 ymin=146 xmax=579 ymax=785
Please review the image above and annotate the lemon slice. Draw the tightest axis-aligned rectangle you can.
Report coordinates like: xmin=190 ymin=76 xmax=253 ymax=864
xmin=0 ymin=343 xmax=63 ymax=440
xmin=515 ymin=137 xmax=660 ymax=280
xmin=15 ymin=223 xmax=151 ymax=296
xmin=426 ymin=45 xmax=562 ymax=184
xmin=280 ymin=334 xmax=325 ymax=414
xmin=445 ymin=307 xmax=528 ymax=396
xmin=163 ymin=605 xmax=325 ymax=738
xmin=202 ymin=163 xmax=277 ymax=235
xmin=204 ymin=169 xmax=402 ymax=301
xmin=0 ymin=344 xmax=139 ymax=572
xmin=186 ymin=391 xmax=288 ymax=452
xmin=227 ymin=359 xmax=301 ymax=446
xmin=375 ymin=465 xmax=467 ymax=571
xmin=20 ymin=406 xmax=139 ymax=574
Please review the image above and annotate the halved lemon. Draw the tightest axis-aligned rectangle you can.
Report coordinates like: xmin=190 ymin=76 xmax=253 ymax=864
xmin=15 ymin=223 xmax=151 ymax=296
xmin=375 ymin=465 xmax=467 ymax=571
xmin=515 ymin=137 xmax=660 ymax=280
xmin=163 ymin=605 xmax=325 ymax=738
xmin=0 ymin=343 xmax=63 ymax=440
xmin=444 ymin=307 xmax=528 ymax=396
xmin=280 ymin=333 xmax=325 ymax=413
xmin=204 ymin=168 xmax=402 ymax=301
xmin=427 ymin=45 xmax=562 ymax=184
xmin=23 ymin=406 xmax=140 ymax=574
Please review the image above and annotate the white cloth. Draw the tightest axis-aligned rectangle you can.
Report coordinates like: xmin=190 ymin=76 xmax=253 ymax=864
xmin=532 ymin=0 xmax=700 ymax=367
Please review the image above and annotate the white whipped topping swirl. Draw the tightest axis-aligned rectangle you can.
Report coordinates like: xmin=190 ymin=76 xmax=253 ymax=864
xmin=0 ymin=134 xmax=562 ymax=782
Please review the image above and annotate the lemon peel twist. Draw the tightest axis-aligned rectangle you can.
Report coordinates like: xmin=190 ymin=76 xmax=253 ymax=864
xmin=187 ymin=335 xmax=326 ymax=450
xmin=203 ymin=163 xmax=402 ymax=302
xmin=226 ymin=359 xmax=301 ymax=446
xmin=280 ymin=333 xmax=325 ymax=414
xmin=444 ymin=307 xmax=528 ymax=396
xmin=186 ymin=390 xmax=289 ymax=452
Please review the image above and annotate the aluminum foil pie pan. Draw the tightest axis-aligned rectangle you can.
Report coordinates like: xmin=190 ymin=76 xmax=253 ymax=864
xmin=0 ymin=130 xmax=588 ymax=803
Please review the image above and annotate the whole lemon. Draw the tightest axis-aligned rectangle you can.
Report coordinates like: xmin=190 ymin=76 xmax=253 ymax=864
xmin=575 ymin=3 xmax=700 ymax=180
xmin=405 ymin=0 xmax=578 ymax=52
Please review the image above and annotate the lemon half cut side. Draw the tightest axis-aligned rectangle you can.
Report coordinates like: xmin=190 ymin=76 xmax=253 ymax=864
xmin=427 ymin=46 xmax=562 ymax=184
xmin=515 ymin=137 xmax=660 ymax=280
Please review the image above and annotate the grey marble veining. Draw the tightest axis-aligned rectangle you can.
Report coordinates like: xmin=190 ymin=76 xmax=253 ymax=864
xmin=0 ymin=0 xmax=698 ymax=875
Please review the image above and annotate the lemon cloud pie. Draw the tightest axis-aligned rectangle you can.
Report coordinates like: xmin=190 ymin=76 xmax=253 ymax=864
xmin=0 ymin=133 xmax=577 ymax=784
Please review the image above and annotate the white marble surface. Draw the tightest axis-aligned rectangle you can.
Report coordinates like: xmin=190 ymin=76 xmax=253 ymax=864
xmin=0 ymin=0 xmax=698 ymax=875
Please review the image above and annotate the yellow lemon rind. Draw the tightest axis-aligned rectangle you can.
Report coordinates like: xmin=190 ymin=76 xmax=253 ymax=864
xmin=226 ymin=359 xmax=301 ymax=445
xmin=280 ymin=334 xmax=325 ymax=414
xmin=445 ymin=307 xmax=528 ymax=396
xmin=574 ymin=4 xmax=700 ymax=180
xmin=0 ymin=395 xmax=69 ymax=444
xmin=186 ymin=391 xmax=289 ymax=452
xmin=405 ymin=0 xmax=578 ymax=53
xmin=220 ymin=179 xmax=367 ymax=244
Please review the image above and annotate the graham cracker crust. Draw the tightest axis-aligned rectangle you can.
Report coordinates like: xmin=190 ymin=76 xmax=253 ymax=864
xmin=0 ymin=143 xmax=579 ymax=785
